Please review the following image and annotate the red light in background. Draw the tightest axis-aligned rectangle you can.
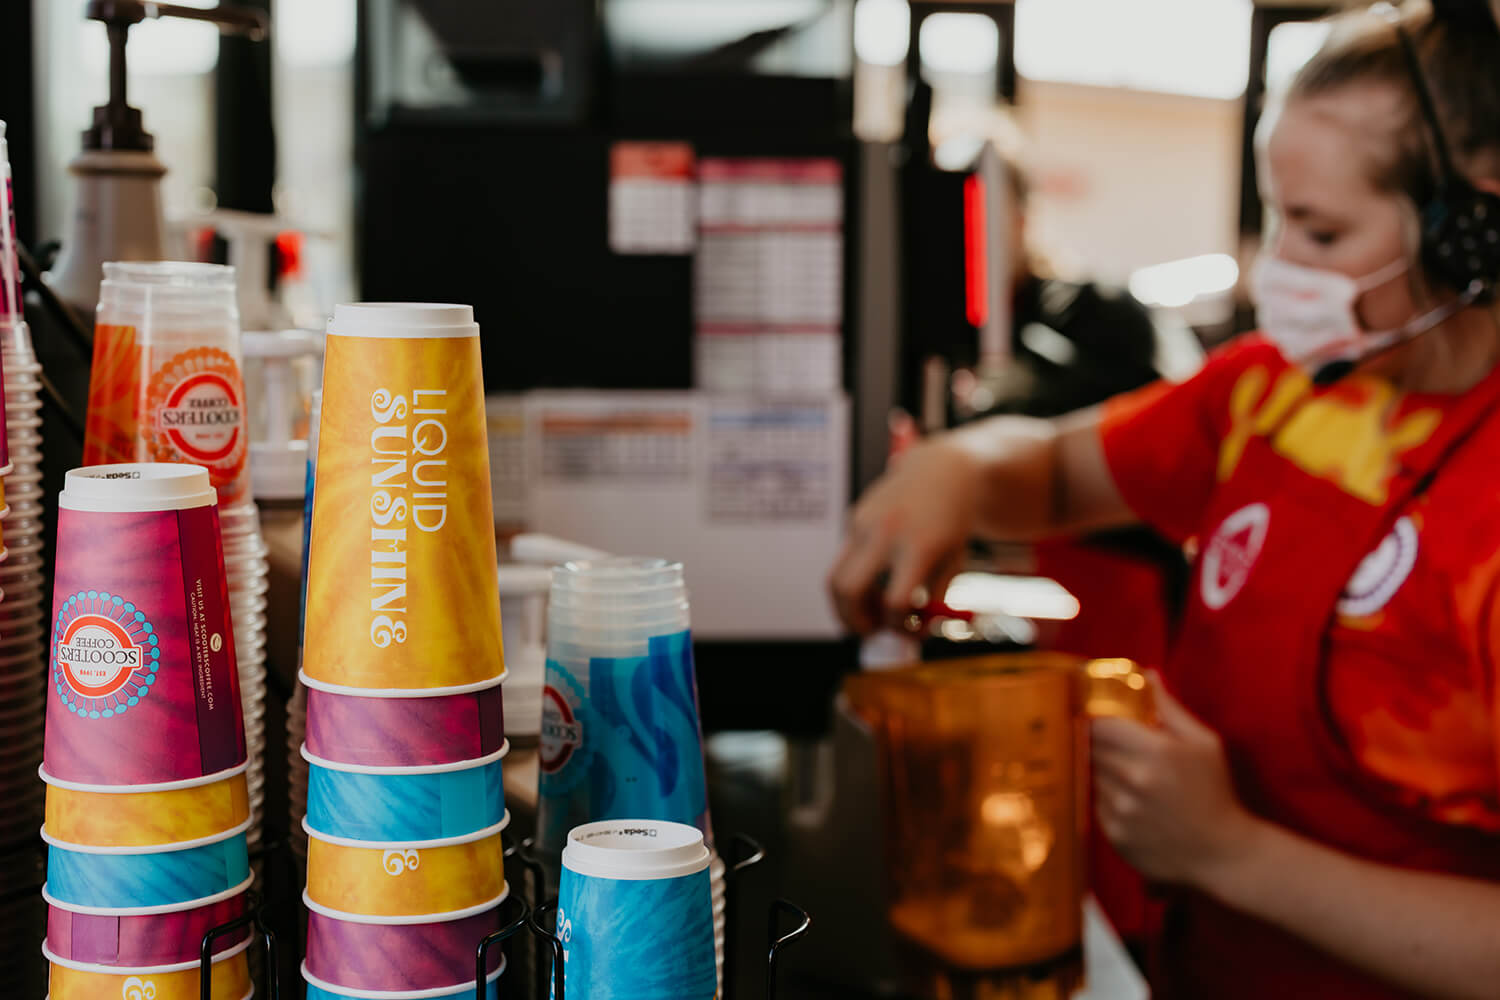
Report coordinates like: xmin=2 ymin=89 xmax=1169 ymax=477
xmin=964 ymin=174 xmax=988 ymax=329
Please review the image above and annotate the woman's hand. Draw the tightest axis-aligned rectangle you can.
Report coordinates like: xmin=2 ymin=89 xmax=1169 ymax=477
xmin=1091 ymin=673 xmax=1263 ymax=890
xmin=827 ymin=436 xmax=985 ymax=633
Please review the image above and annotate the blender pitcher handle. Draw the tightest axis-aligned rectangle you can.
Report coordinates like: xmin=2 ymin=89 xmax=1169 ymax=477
xmin=1080 ymin=658 xmax=1155 ymax=724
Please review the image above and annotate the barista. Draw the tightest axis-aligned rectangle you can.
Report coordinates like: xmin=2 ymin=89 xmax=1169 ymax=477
xmin=829 ymin=3 xmax=1500 ymax=997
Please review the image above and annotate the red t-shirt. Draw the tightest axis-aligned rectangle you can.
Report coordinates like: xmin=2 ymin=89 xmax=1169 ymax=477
xmin=1100 ymin=335 xmax=1500 ymax=832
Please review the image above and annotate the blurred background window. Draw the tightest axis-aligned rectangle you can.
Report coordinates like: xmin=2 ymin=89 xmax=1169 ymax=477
xmin=1014 ymin=0 xmax=1252 ymax=100
xmin=271 ymin=0 xmax=357 ymax=316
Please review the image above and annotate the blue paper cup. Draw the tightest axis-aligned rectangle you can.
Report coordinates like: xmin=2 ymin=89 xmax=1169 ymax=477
xmin=303 ymin=742 xmax=508 ymax=843
xmin=537 ymin=631 xmax=710 ymax=855
xmin=557 ymin=819 xmax=716 ymax=1000
xmin=42 ymin=824 xmax=251 ymax=909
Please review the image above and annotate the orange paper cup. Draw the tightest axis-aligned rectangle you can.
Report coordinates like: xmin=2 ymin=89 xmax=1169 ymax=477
xmin=304 ymin=812 xmax=509 ymax=918
xmin=44 ymin=767 xmax=250 ymax=848
xmin=303 ymin=304 xmax=504 ymax=692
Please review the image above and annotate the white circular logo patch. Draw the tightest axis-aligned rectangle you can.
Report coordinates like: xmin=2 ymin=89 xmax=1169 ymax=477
xmin=1200 ymin=503 xmax=1270 ymax=611
xmin=1337 ymin=516 xmax=1418 ymax=619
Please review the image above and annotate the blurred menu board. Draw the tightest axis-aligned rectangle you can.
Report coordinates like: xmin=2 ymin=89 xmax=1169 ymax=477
xmin=537 ymin=405 xmax=694 ymax=481
xmin=694 ymin=158 xmax=844 ymax=395
xmin=705 ymin=402 xmax=833 ymax=522
xmin=510 ymin=391 xmax=848 ymax=639
xmin=485 ymin=395 xmax=529 ymax=526
xmin=608 ymin=141 xmax=697 ymax=255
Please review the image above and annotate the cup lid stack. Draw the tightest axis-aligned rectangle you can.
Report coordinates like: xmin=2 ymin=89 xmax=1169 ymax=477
xmin=39 ymin=464 xmax=254 ymax=999
xmin=300 ymin=303 xmax=511 ymax=999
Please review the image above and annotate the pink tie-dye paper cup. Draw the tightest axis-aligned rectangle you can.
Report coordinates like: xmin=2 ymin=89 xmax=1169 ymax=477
xmin=43 ymin=464 xmax=245 ymax=789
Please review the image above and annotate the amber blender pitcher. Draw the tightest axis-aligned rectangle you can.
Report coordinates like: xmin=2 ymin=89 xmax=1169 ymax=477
xmin=844 ymin=653 xmax=1151 ymax=985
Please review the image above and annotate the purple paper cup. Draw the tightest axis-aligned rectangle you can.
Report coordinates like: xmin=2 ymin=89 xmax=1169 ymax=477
xmin=44 ymin=878 xmax=251 ymax=967
xmin=302 ymin=673 xmax=506 ymax=768
xmin=44 ymin=924 xmax=254 ymax=1000
xmin=303 ymin=955 xmax=506 ymax=1000
xmin=44 ymin=465 xmax=246 ymax=788
xmin=303 ymin=890 xmax=510 ymax=993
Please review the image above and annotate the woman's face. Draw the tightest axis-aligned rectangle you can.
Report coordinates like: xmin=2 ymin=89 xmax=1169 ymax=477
xmin=1261 ymin=84 xmax=1421 ymax=332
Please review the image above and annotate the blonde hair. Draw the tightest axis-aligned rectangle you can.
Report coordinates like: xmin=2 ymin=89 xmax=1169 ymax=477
xmin=1289 ymin=2 xmax=1500 ymax=203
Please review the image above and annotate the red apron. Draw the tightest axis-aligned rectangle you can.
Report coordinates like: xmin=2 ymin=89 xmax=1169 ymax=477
xmin=1160 ymin=362 xmax=1500 ymax=999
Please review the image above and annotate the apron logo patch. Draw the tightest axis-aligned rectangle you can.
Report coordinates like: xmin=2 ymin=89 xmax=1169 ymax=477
xmin=1337 ymin=516 xmax=1418 ymax=619
xmin=1201 ymin=503 xmax=1270 ymax=611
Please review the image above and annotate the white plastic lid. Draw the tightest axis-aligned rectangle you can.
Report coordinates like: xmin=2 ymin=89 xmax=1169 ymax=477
xmin=250 ymin=440 xmax=309 ymax=501
xmin=60 ymin=464 xmax=217 ymax=513
xmin=328 ymin=303 xmax=478 ymax=340
xmin=495 ymin=565 xmax=553 ymax=596
xmin=509 ymin=533 xmax=608 ymax=566
xmin=562 ymin=819 xmax=710 ymax=881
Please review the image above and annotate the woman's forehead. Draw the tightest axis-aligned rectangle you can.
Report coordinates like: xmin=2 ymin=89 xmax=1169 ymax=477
xmin=1265 ymin=88 xmax=1405 ymax=203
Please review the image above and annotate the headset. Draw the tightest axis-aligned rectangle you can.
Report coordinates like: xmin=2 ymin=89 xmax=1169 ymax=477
xmin=1311 ymin=4 xmax=1500 ymax=384
xmin=1390 ymin=7 xmax=1500 ymax=303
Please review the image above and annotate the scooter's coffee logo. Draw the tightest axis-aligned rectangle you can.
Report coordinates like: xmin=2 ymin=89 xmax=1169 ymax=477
xmin=1200 ymin=503 xmax=1270 ymax=611
xmin=53 ymin=591 xmax=161 ymax=719
xmin=540 ymin=685 xmax=584 ymax=774
xmin=158 ymin=370 xmax=243 ymax=463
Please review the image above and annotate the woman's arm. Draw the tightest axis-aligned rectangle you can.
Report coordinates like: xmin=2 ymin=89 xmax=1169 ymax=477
xmin=1211 ymin=818 xmax=1500 ymax=999
xmin=827 ymin=406 xmax=1137 ymax=632
xmin=1094 ymin=679 xmax=1500 ymax=1000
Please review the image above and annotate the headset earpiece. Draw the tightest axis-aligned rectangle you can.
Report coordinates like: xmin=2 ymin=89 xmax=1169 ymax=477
xmin=1391 ymin=18 xmax=1500 ymax=301
xmin=1420 ymin=180 xmax=1500 ymax=302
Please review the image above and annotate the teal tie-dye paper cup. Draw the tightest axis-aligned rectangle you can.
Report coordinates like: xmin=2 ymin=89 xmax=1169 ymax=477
xmin=557 ymin=819 xmax=716 ymax=1000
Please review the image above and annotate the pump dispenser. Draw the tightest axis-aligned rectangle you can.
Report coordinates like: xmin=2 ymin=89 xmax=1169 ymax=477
xmin=47 ymin=1 xmax=269 ymax=315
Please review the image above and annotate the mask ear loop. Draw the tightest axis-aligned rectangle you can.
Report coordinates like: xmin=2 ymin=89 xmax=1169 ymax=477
xmin=1346 ymin=206 xmax=1423 ymax=334
xmin=1317 ymin=279 xmax=1485 ymax=384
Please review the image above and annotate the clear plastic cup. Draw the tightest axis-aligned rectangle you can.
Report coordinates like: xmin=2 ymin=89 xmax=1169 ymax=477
xmin=88 ymin=263 xmax=253 ymax=508
xmin=550 ymin=557 xmax=684 ymax=593
xmin=546 ymin=588 xmax=688 ymax=611
xmin=547 ymin=622 xmax=692 ymax=653
xmin=547 ymin=604 xmax=691 ymax=631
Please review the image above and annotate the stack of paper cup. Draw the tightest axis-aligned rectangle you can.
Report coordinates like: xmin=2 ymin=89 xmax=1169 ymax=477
xmin=557 ymin=819 xmax=718 ymax=1000
xmin=0 ymin=123 xmax=37 ymax=852
xmin=84 ymin=262 xmax=271 ymax=848
xmin=0 ymin=322 xmax=41 ymax=716
xmin=537 ymin=557 xmax=726 ymax=982
xmin=0 ymin=120 xmax=47 ymax=999
xmin=39 ymin=465 xmax=254 ymax=999
xmin=299 ymin=303 xmax=511 ymax=1000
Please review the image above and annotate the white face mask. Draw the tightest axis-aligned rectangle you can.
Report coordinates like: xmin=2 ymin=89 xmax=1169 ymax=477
xmin=1250 ymin=254 xmax=1477 ymax=376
